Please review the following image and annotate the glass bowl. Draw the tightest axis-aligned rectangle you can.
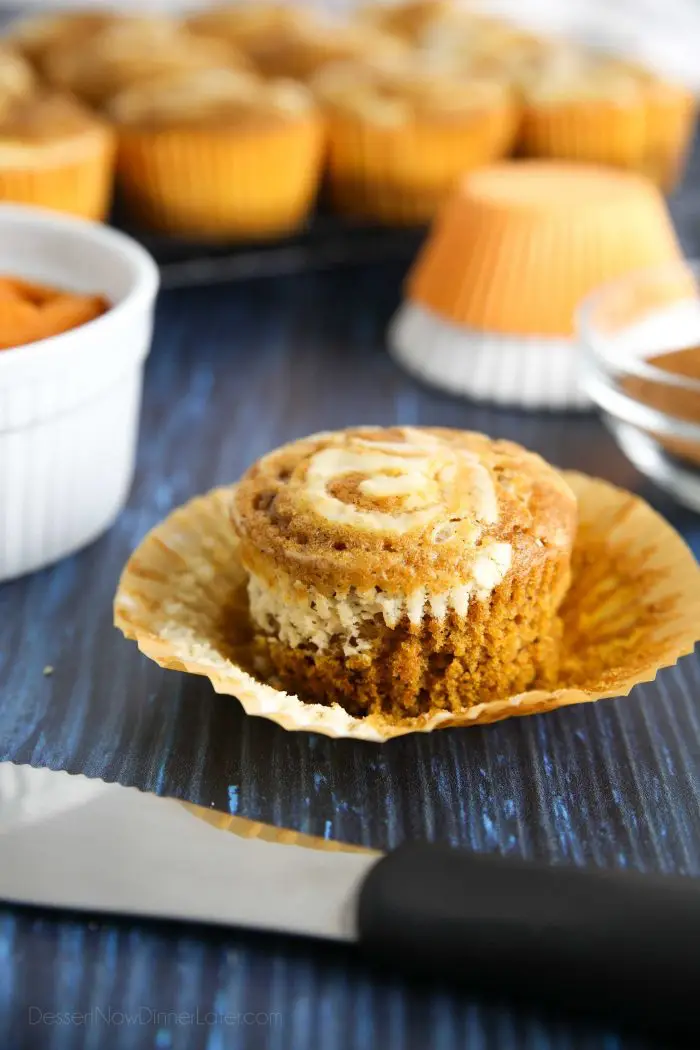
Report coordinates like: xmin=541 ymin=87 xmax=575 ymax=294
xmin=578 ymin=260 xmax=700 ymax=512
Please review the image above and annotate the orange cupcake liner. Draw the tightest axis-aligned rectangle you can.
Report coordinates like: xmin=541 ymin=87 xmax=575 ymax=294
xmin=183 ymin=801 xmax=373 ymax=853
xmin=641 ymin=88 xmax=698 ymax=192
xmin=0 ymin=132 xmax=115 ymax=221
xmin=324 ymin=105 xmax=517 ymax=225
xmin=114 ymin=473 xmax=700 ymax=742
xmin=519 ymin=99 xmax=647 ymax=171
xmin=116 ymin=117 xmax=324 ymax=239
xmin=407 ymin=162 xmax=682 ymax=336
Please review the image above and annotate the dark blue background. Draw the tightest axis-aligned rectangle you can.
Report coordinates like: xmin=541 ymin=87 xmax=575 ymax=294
xmin=1 ymin=150 xmax=700 ymax=1050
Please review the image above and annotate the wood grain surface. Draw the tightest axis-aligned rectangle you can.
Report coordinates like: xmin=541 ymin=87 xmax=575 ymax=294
xmin=1 ymin=162 xmax=700 ymax=1048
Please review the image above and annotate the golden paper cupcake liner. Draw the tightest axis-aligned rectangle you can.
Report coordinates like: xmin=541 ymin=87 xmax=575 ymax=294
xmin=115 ymin=118 xmax=324 ymax=239
xmin=519 ymin=99 xmax=647 ymax=171
xmin=0 ymin=133 xmax=115 ymax=221
xmin=324 ymin=106 xmax=517 ymax=225
xmin=408 ymin=162 xmax=681 ymax=337
xmin=182 ymin=801 xmax=373 ymax=853
xmin=642 ymin=89 xmax=698 ymax=193
xmin=114 ymin=474 xmax=700 ymax=743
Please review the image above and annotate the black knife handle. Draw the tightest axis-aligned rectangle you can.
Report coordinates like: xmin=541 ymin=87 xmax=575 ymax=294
xmin=357 ymin=842 xmax=700 ymax=1037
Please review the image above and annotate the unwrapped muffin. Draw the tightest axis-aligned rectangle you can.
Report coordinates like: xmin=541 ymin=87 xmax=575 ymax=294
xmin=0 ymin=89 xmax=114 ymax=220
xmin=231 ymin=426 xmax=577 ymax=718
xmin=109 ymin=68 xmax=323 ymax=239
xmin=311 ymin=60 xmax=516 ymax=223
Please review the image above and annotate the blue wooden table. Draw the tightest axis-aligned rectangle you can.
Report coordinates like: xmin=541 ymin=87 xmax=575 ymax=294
xmin=1 ymin=240 xmax=699 ymax=1047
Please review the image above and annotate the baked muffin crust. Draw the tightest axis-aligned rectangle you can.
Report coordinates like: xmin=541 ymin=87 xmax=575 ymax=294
xmin=233 ymin=427 xmax=576 ymax=717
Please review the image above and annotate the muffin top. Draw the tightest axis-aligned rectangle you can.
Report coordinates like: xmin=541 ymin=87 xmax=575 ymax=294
xmin=232 ymin=426 xmax=577 ymax=595
xmin=311 ymin=60 xmax=510 ymax=124
xmin=109 ymin=68 xmax=315 ymax=130
xmin=519 ymin=48 xmax=644 ymax=104
xmin=415 ymin=9 xmax=549 ymax=76
xmin=0 ymin=91 xmax=108 ymax=146
xmin=187 ymin=3 xmax=314 ymax=51
xmin=42 ymin=18 xmax=246 ymax=108
xmin=0 ymin=46 xmax=36 ymax=113
xmin=357 ymin=0 xmax=454 ymax=43
xmin=6 ymin=9 xmax=115 ymax=67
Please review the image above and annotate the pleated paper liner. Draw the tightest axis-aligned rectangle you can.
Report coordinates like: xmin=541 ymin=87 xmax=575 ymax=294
xmin=321 ymin=104 xmax=517 ymax=225
xmin=407 ymin=162 xmax=682 ymax=339
xmin=182 ymin=801 xmax=374 ymax=854
xmin=0 ymin=129 xmax=115 ymax=222
xmin=115 ymin=116 xmax=324 ymax=240
xmin=114 ymin=474 xmax=700 ymax=743
xmin=388 ymin=301 xmax=590 ymax=410
xmin=519 ymin=98 xmax=648 ymax=171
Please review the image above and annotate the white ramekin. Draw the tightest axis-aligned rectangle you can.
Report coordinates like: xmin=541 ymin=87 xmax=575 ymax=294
xmin=0 ymin=205 xmax=159 ymax=582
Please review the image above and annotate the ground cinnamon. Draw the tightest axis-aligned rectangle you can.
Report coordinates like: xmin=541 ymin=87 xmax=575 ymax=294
xmin=622 ymin=346 xmax=700 ymax=467
xmin=0 ymin=275 xmax=109 ymax=350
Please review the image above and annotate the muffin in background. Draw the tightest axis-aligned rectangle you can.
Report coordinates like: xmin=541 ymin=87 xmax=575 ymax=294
xmin=232 ymin=426 xmax=577 ymax=719
xmin=40 ymin=17 xmax=249 ymax=110
xmin=0 ymin=89 xmax=114 ymax=220
xmin=632 ymin=71 xmax=696 ymax=193
xmin=517 ymin=49 xmax=648 ymax=171
xmin=5 ymin=9 xmax=114 ymax=75
xmin=189 ymin=2 xmax=409 ymax=82
xmin=0 ymin=45 xmax=36 ymax=106
xmin=187 ymin=3 xmax=315 ymax=65
xmin=356 ymin=0 xmax=454 ymax=43
xmin=109 ymin=68 xmax=324 ymax=239
xmin=311 ymin=59 xmax=517 ymax=224
xmin=414 ymin=7 xmax=550 ymax=79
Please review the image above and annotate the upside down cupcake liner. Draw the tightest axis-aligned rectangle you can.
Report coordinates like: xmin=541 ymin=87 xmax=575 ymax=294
xmin=115 ymin=470 xmax=700 ymax=743
xmin=390 ymin=161 xmax=683 ymax=410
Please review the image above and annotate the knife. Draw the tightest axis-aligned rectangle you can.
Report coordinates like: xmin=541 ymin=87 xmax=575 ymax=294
xmin=1 ymin=762 xmax=698 ymax=1040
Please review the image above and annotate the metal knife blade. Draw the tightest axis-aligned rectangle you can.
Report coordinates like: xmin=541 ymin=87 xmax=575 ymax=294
xmin=0 ymin=762 xmax=378 ymax=942
xmin=3 ymin=761 xmax=700 ymax=1040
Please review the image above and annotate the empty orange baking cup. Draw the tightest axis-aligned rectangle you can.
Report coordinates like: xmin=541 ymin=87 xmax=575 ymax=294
xmin=407 ymin=161 xmax=682 ymax=338
xmin=0 ymin=127 xmax=115 ymax=221
xmin=114 ymin=474 xmax=700 ymax=743
xmin=115 ymin=116 xmax=324 ymax=240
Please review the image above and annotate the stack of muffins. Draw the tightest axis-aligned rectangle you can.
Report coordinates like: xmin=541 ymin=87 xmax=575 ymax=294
xmin=0 ymin=1 xmax=695 ymax=238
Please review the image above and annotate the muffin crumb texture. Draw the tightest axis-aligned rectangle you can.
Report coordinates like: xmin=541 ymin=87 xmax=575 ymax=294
xmin=232 ymin=427 xmax=577 ymax=719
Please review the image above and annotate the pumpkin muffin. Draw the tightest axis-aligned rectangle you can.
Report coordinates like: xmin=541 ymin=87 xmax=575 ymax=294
xmin=414 ymin=8 xmax=550 ymax=79
xmin=40 ymin=16 xmax=247 ymax=110
xmin=629 ymin=70 xmax=696 ymax=192
xmin=0 ymin=45 xmax=36 ymax=106
xmin=518 ymin=48 xmax=648 ymax=171
xmin=356 ymin=0 xmax=454 ymax=43
xmin=5 ymin=9 xmax=115 ymax=75
xmin=0 ymin=90 xmax=114 ymax=220
xmin=232 ymin=426 xmax=577 ymax=719
xmin=187 ymin=3 xmax=315 ymax=66
xmin=311 ymin=60 xmax=516 ymax=223
xmin=109 ymin=68 xmax=323 ymax=239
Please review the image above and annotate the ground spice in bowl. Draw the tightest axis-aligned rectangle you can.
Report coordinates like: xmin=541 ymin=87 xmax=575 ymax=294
xmin=621 ymin=345 xmax=700 ymax=467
